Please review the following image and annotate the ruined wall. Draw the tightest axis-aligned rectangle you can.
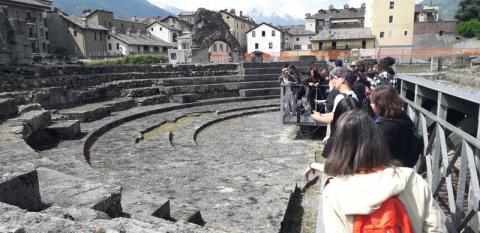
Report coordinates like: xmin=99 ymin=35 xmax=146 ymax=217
xmin=414 ymin=21 xmax=457 ymax=35
xmin=0 ymin=6 xmax=11 ymax=66
xmin=413 ymin=34 xmax=457 ymax=48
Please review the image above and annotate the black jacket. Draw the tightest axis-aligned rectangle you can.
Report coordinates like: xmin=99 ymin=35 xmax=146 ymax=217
xmin=377 ymin=112 xmax=416 ymax=167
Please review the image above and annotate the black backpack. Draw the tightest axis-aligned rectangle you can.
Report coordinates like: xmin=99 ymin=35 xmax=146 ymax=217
xmin=406 ymin=127 xmax=424 ymax=167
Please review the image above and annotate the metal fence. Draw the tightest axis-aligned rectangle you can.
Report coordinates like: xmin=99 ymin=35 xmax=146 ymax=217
xmin=314 ymin=74 xmax=480 ymax=232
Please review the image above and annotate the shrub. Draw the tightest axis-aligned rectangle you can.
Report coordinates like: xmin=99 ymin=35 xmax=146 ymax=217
xmin=456 ymin=19 xmax=480 ymax=39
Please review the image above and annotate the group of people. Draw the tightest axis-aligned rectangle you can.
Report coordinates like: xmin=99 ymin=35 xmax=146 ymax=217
xmin=293 ymin=58 xmax=447 ymax=232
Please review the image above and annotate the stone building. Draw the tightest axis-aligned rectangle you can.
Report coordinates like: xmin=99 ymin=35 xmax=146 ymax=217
xmin=414 ymin=4 xmax=439 ymax=22
xmin=364 ymin=0 xmax=415 ymax=49
xmin=47 ymin=10 xmax=108 ymax=58
xmin=178 ymin=11 xmax=195 ymax=25
xmin=82 ymin=9 xmax=147 ymax=34
xmin=218 ymin=9 xmax=256 ymax=52
xmin=305 ymin=4 xmax=365 ymax=33
xmin=146 ymin=21 xmax=182 ymax=45
xmin=106 ymin=28 xmax=173 ymax=56
xmin=246 ymin=23 xmax=284 ymax=55
xmin=310 ymin=27 xmax=375 ymax=50
xmin=161 ymin=16 xmax=193 ymax=33
xmin=0 ymin=0 xmax=52 ymax=65
xmin=278 ymin=25 xmax=316 ymax=50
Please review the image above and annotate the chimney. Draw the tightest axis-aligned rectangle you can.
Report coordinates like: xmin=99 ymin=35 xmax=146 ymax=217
xmin=361 ymin=3 xmax=366 ymax=8
xmin=305 ymin=13 xmax=311 ymax=18
xmin=82 ymin=18 xmax=89 ymax=28
xmin=131 ymin=16 xmax=137 ymax=22
xmin=344 ymin=4 xmax=349 ymax=9
xmin=230 ymin=9 xmax=235 ymax=15
xmin=126 ymin=28 xmax=132 ymax=35
xmin=239 ymin=10 xmax=243 ymax=16
xmin=83 ymin=9 xmax=91 ymax=16
xmin=111 ymin=27 xmax=117 ymax=34
xmin=329 ymin=5 xmax=335 ymax=10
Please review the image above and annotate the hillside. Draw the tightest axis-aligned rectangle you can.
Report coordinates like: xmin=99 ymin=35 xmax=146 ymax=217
xmin=53 ymin=0 xmax=173 ymax=19
xmin=421 ymin=0 xmax=460 ymax=20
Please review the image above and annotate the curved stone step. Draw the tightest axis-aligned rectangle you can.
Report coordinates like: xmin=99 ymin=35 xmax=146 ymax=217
xmin=59 ymin=98 xmax=135 ymax=122
xmin=37 ymin=167 xmax=122 ymax=218
xmin=135 ymin=94 xmax=170 ymax=106
xmin=0 ymin=110 xmax=51 ymax=139
xmin=161 ymin=75 xmax=244 ymax=86
xmin=239 ymin=87 xmax=280 ymax=97
xmin=163 ymin=81 xmax=279 ymax=97
xmin=121 ymin=87 xmax=160 ymax=98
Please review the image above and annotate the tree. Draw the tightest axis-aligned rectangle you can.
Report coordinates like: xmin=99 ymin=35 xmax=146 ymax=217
xmin=455 ymin=0 xmax=480 ymax=21
xmin=456 ymin=19 xmax=480 ymax=39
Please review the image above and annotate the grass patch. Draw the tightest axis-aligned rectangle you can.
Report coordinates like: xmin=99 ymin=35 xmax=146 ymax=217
xmin=141 ymin=113 xmax=214 ymax=141
xmin=84 ymin=54 xmax=168 ymax=65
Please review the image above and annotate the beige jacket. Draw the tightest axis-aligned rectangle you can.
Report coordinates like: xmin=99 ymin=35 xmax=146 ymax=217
xmin=322 ymin=167 xmax=447 ymax=232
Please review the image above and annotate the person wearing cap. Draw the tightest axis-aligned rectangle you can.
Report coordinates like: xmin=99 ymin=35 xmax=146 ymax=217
xmin=349 ymin=60 xmax=358 ymax=71
xmin=311 ymin=67 xmax=358 ymax=125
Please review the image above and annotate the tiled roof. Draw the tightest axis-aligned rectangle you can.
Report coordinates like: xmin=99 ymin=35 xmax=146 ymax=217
xmin=278 ymin=25 xmax=316 ymax=36
xmin=6 ymin=0 xmax=51 ymax=8
xmin=310 ymin=28 xmax=374 ymax=41
xmin=147 ymin=22 xmax=182 ymax=32
xmin=60 ymin=14 xmax=109 ymax=31
xmin=161 ymin=16 xmax=193 ymax=27
xmin=108 ymin=32 xmax=174 ymax=47
xmin=179 ymin=11 xmax=195 ymax=16
xmin=178 ymin=33 xmax=191 ymax=39
xmin=415 ymin=4 xmax=424 ymax=12
xmin=308 ymin=7 xmax=364 ymax=20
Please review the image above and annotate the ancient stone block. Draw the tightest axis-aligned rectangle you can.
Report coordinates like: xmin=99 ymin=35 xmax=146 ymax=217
xmin=61 ymin=105 xmax=112 ymax=122
xmin=18 ymin=103 xmax=42 ymax=114
xmin=0 ymin=110 xmax=51 ymax=138
xmin=41 ymin=206 xmax=110 ymax=222
xmin=121 ymin=190 xmax=170 ymax=219
xmin=45 ymin=120 xmax=81 ymax=139
xmin=136 ymin=94 xmax=170 ymax=106
xmin=170 ymin=201 xmax=205 ymax=226
xmin=171 ymin=93 xmax=200 ymax=103
xmin=121 ymin=87 xmax=160 ymax=98
xmin=0 ymin=98 xmax=18 ymax=120
xmin=37 ymin=168 xmax=122 ymax=218
xmin=0 ymin=163 xmax=43 ymax=211
xmin=239 ymin=87 xmax=280 ymax=97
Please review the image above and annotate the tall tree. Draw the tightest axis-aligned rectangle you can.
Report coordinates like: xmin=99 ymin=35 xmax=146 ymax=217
xmin=455 ymin=0 xmax=480 ymax=21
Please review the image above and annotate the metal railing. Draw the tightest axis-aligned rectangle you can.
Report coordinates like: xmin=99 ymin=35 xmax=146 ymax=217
xmin=398 ymin=74 xmax=480 ymax=232
xmin=314 ymin=74 xmax=480 ymax=232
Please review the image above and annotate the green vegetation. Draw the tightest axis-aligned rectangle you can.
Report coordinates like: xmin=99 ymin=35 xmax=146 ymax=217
xmin=455 ymin=0 xmax=480 ymax=21
xmin=84 ymin=54 xmax=168 ymax=65
xmin=456 ymin=19 xmax=480 ymax=39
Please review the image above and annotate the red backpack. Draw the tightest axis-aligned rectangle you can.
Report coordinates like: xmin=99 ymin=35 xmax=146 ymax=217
xmin=325 ymin=176 xmax=414 ymax=233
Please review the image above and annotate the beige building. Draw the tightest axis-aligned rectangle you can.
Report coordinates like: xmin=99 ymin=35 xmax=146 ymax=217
xmin=47 ymin=10 xmax=108 ymax=58
xmin=0 ymin=0 xmax=51 ymax=65
xmin=414 ymin=4 xmax=439 ymax=22
xmin=219 ymin=9 xmax=256 ymax=51
xmin=364 ymin=0 xmax=415 ymax=48
xmin=83 ymin=9 xmax=147 ymax=33
xmin=310 ymin=28 xmax=375 ymax=50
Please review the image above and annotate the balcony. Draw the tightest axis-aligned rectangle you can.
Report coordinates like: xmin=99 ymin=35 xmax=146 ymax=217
xmin=26 ymin=17 xmax=36 ymax=25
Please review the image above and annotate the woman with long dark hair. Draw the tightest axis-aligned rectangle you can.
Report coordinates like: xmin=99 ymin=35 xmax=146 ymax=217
xmin=310 ymin=111 xmax=446 ymax=232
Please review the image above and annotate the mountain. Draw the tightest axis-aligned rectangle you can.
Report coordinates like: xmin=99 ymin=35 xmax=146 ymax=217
xmin=246 ymin=9 xmax=304 ymax=26
xmin=421 ymin=0 xmax=460 ymax=20
xmin=146 ymin=0 xmax=182 ymax=15
xmin=53 ymin=0 xmax=173 ymax=19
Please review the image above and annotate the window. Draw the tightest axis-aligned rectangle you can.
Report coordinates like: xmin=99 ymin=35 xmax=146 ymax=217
xmin=213 ymin=44 xmax=217 ymax=52
xmin=45 ymin=31 xmax=48 ymax=40
xmin=173 ymin=33 xmax=177 ymax=42
xmin=332 ymin=41 xmax=336 ymax=49
xmin=296 ymin=37 xmax=299 ymax=41
xmin=109 ymin=22 xmax=112 ymax=28
xmin=94 ymin=31 xmax=97 ymax=41
xmin=439 ymin=31 xmax=444 ymax=36
xmin=272 ymin=30 xmax=275 ymax=36
xmin=15 ymin=10 xmax=19 ymax=18
xmin=319 ymin=42 xmax=323 ymax=50
xmin=132 ymin=25 xmax=134 ymax=30
xmin=307 ymin=44 xmax=312 ymax=49
xmin=31 ymin=42 xmax=36 ymax=53
xmin=380 ymin=32 xmax=384 ymax=38
xmin=362 ymin=40 xmax=367 ymax=49
xmin=220 ymin=43 xmax=224 ymax=52
xmin=151 ymin=28 xmax=154 ymax=31
xmin=285 ymin=37 xmax=288 ymax=41
xmin=28 ymin=27 xmax=33 ymax=37
xmin=108 ymin=43 xmax=112 ymax=50
xmin=389 ymin=16 xmax=393 ymax=23
xmin=170 ymin=53 xmax=177 ymax=60
xmin=100 ymin=32 xmax=103 ymax=41
xmin=40 ymin=28 xmax=44 ymax=37
xmin=389 ymin=1 xmax=394 ymax=9
xmin=404 ymin=31 xmax=408 ymax=36
xmin=294 ymin=44 xmax=301 ymax=50
xmin=44 ymin=19 xmax=47 ymax=27
xmin=160 ymin=27 xmax=162 ymax=31
xmin=255 ymin=43 xmax=259 ymax=49
xmin=252 ymin=31 xmax=256 ymax=37
xmin=262 ymin=31 xmax=265 ymax=37
xmin=121 ymin=24 xmax=124 ymax=28
xmin=42 ymin=42 xmax=46 ymax=52
xmin=107 ymin=36 xmax=110 ymax=40
xmin=116 ymin=43 xmax=119 ymax=49
xmin=269 ymin=42 xmax=273 ymax=49
xmin=73 ymin=30 xmax=77 ymax=37
xmin=37 ymin=12 xmax=42 ymax=21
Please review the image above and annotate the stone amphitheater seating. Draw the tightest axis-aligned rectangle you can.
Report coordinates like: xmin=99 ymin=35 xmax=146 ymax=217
xmin=0 ymin=61 xmax=327 ymax=231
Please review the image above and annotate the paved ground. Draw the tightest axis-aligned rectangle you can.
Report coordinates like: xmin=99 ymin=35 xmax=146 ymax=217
xmin=89 ymin=109 xmax=319 ymax=233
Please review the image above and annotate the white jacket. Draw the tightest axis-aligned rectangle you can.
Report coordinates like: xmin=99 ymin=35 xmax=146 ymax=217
xmin=322 ymin=167 xmax=447 ymax=233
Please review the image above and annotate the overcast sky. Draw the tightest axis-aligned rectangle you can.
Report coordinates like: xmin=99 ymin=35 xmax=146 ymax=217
xmin=148 ymin=0 xmax=423 ymax=19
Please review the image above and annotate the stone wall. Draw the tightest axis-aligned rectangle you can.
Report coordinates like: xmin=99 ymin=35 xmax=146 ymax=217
xmin=413 ymin=34 xmax=457 ymax=49
xmin=413 ymin=21 xmax=457 ymax=35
